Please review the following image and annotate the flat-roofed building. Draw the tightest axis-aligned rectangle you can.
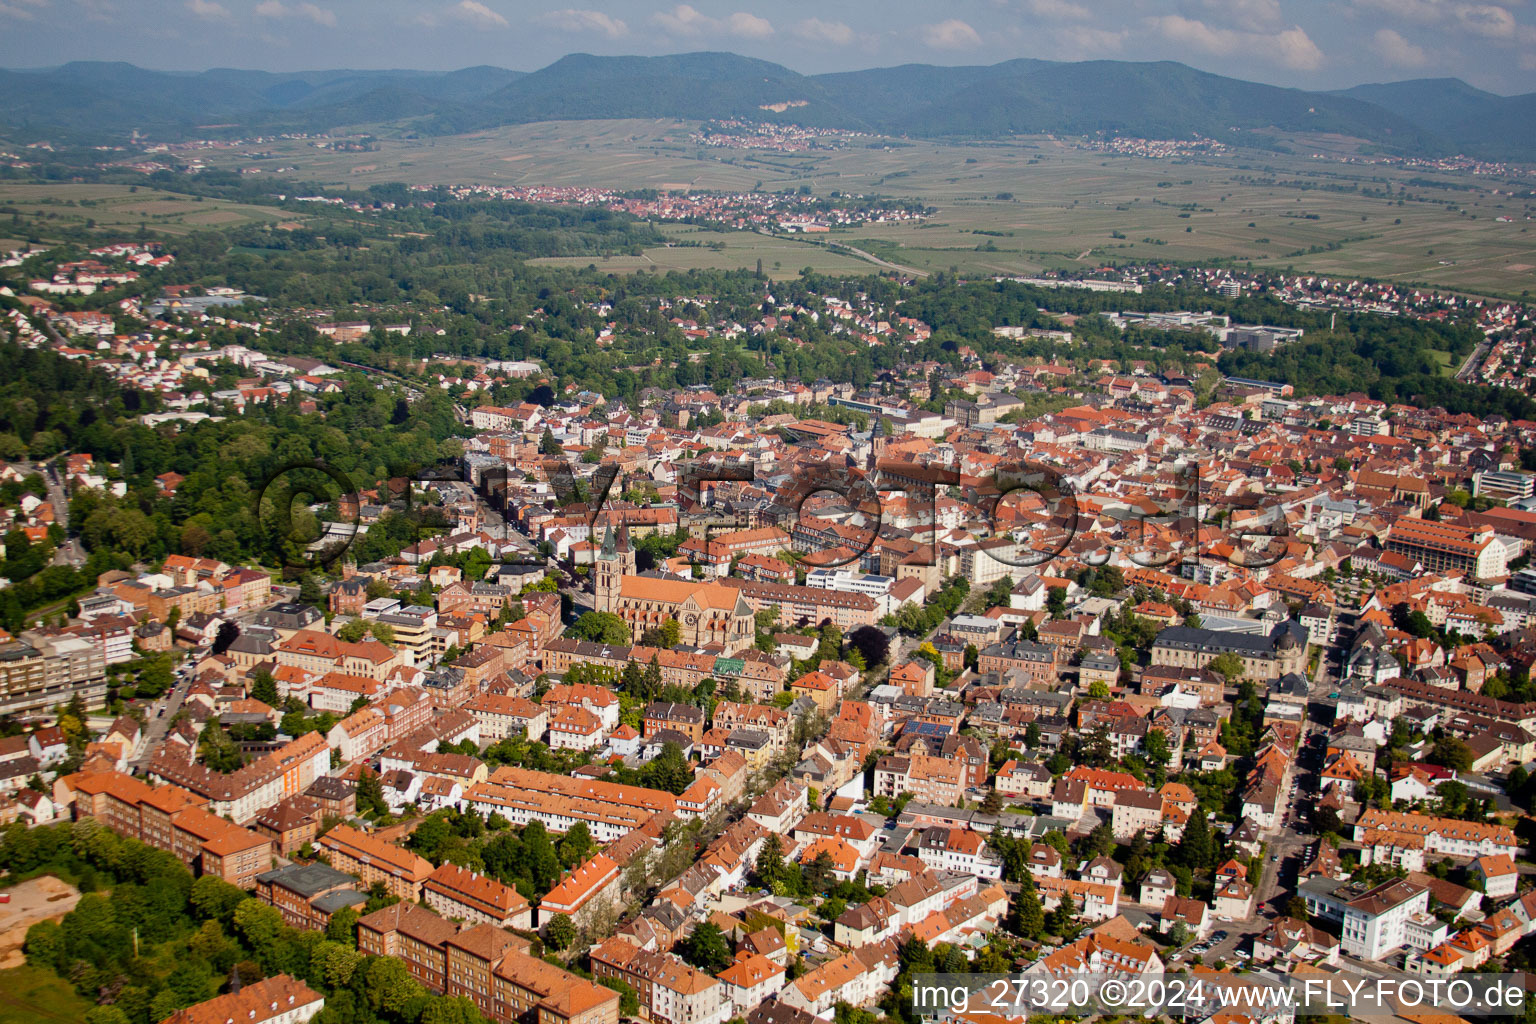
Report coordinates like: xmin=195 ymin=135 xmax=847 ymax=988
xmin=256 ymin=862 xmax=367 ymax=931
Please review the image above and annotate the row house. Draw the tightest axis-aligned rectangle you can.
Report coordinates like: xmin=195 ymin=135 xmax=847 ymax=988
xmin=590 ymin=937 xmax=730 ymax=1024
xmin=319 ymin=824 xmax=434 ymax=900
xmin=146 ymin=732 xmax=330 ymax=825
xmin=464 ymin=693 xmax=549 ymax=742
xmin=425 ymin=862 xmax=533 ymax=929
xmin=55 ymin=770 xmax=271 ymax=888
xmin=327 ymin=707 xmax=388 ymax=762
xmin=537 ymin=853 xmax=622 ymax=935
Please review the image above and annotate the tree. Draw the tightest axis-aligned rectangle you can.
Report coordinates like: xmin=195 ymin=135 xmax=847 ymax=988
xmin=681 ymin=921 xmax=733 ymax=972
xmin=190 ymin=875 xmax=248 ymax=924
xmin=559 ymin=821 xmax=594 ymax=867
xmin=846 ymin=625 xmax=890 ymax=669
xmin=1180 ymin=807 xmax=1214 ymax=870
xmin=544 ymin=912 xmax=577 ymax=951
xmin=754 ymin=834 xmax=788 ymax=890
xmin=409 ymin=813 xmax=454 ymax=863
xmin=421 ymin=997 xmax=488 ymax=1024
xmin=571 ymin=611 xmax=630 ymax=645
xmin=336 ymin=619 xmax=369 ymax=643
xmin=1009 ymin=885 xmax=1044 ymax=939
xmin=1087 ymin=680 xmax=1110 ymax=700
xmin=598 ymin=977 xmax=640 ymax=1017
xmin=1046 ymin=586 xmax=1067 ymax=618
xmin=898 ymin=934 xmax=935 ymax=974
xmin=1047 ymin=899 xmax=1078 ymax=939
xmin=816 ymin=622 xmax=844 ymax=663
xmin=524 ymin=821 xmax=561 ymax=892
xmin=621 ymin=659 xmax=645 ymax=698
xmin=1081 ymin=820 xmax=1115 ymax=860
xmin=539 ymin=429 xmax=562 ymax=456
xmin=365 ymin=952 xmax=426 ymax=1016
xmin=804 ymin=850 xmax=837 ymax=894
xmin=1144 ymin=728 xmax=1171 ymax=766
xmin=643 ymin=742 xmax=694 ymax=796
xmin=356 ymin=768 xmax=389 ymax=817
xmin=1429 ymin=737 xmax=1474 ymax=772
xmin=325 ymin=905 xmax=358 ymax=947
xmin=1207 ymin=652 xmax=1245 ymax=683
xmin=313 ymin=940 xmax=364 ymax=988
xmin=249 ymin=670 xmax=279 ymax=708
xmin=1512 ymin=765 xmax=1531 ymax=810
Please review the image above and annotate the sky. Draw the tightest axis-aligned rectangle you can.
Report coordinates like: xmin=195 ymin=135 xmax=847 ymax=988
xmin=2 ymin=0 xmax=1536 ymax=94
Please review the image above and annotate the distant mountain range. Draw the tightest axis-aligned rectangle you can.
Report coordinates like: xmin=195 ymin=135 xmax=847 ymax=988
xmin=2 ymin=52 xmax=1533 ymax=162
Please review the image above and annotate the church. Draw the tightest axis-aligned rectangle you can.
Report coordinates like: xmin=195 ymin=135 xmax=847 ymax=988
xmin=593 ymin=527 xmax=756 ymax=654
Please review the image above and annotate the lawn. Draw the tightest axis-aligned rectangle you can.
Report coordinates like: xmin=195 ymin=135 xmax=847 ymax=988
xmin=0 ymin=965 xmax=94 ymax=1024
xmin=528 ymin=225 xmax=874 ymax=279
xmin=0 ymin=184 xmax=289 ymax=239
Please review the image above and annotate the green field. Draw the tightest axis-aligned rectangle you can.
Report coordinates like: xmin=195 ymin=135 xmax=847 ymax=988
xmin=0 ymin=183 xmax=289 ymax=238
xmin=529 ymin=224 xmax=877 ymax=279
xmin=76 ymin=119 xmax=1536 ymax=297
xmin=0 ymin=965 xmax=94 ymax=1024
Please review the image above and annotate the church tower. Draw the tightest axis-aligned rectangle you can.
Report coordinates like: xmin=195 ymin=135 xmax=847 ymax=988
xmin=867 ymin=415 xmax=888 ymax=473
xmin=593 ymin=524 xmax=635 ymax=614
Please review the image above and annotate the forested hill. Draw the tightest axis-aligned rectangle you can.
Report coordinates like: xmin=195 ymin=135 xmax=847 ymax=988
xmin=0 ymin=54 xmax=1529 ymax=160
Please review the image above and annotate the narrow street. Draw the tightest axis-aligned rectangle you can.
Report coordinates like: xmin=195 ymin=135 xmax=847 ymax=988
xmin=26 ymin=459 xmax=84 ymax=567
xmin=129 ymin=674 xmax=192 ymax=774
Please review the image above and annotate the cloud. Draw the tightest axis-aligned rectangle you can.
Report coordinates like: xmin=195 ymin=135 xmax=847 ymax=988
xmin=726 ymin=11 xmax=772 ymax=37
xmin=651 ymin=5 xmax=772 ymax=38
xmin=255 ymin=1 xmax=336 ymax=26
xmin=1273 ymin=25 xmax=1325 ymax=68
xmin=791 ymin=17 xmax=853 ymax=44
xmin=652 ymin=4 xmax=711 ymax=34
xmin=1201 ymin=0 xmax=1283 ymax=30
xmin=447 ymin=0 xmax=507 ymax=28
xmin=1371 ymin=26 xmax=1430 ymax=64
xmin=1022 ymin=0 xmax=1089 ymax=21
xmin=1352 ymin=0 xmax=1532 ymax=40
xmin=1152 ymin=14 xmax=1233 ymax=52
xmin=1054 ymin=24 xmax=1129 ymax=54
xmin=1351 ymin=0 xmax=1447 ymax=23
xmin=0 ymin=0 xmax=43 ymax=18
xmin=1457 ymin=3 xmax=1517 ymax=36
xmin=921 ymin=18 xmax=982 ymax=49
xmin=1150 ymin=14 xmax=1323 ymax=70
xmin=185 ymin=0 xmax=229 ymax=18
xmin=536 ymin=7 xmax=627 ymax=37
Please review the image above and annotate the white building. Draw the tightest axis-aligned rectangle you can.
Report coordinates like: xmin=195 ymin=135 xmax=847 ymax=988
xmin=1342 ymin=879 xmax=1432 ymax=960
